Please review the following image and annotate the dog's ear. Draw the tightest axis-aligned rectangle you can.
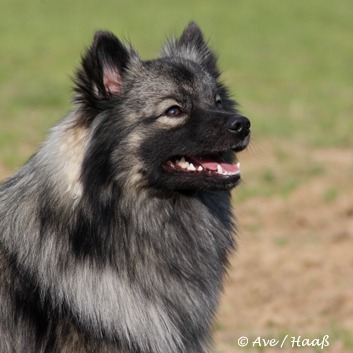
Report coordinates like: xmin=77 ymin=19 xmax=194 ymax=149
xmin=74 ymin=31 xmax=138 ymax=108
xmin=160 ymin=22 xmax=219 ymax=78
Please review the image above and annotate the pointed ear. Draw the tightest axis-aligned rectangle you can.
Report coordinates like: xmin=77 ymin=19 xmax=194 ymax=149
xmin=74 ymin=31 xmax=138 ymax=107
xmin=160 ymin=22 xmax=219 ymax=77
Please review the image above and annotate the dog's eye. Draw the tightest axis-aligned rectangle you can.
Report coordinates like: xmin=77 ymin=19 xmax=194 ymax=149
xmin=165 ymin=106 xmax=182 ymax=118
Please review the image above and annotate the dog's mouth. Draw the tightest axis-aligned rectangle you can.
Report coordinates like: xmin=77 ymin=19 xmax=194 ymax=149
xmin=164 ymin=154 xmax=240 ymax=178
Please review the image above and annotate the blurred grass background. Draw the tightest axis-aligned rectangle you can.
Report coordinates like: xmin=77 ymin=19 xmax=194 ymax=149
xmin=1 ymin=0 xmax=352 ymax=170
xmin=1 ymin=0 xmax=352 ymax=352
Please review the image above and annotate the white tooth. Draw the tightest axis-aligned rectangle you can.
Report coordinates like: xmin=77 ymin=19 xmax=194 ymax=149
xmin=237 ymin=162 xmax=240 ymax=169
xmin=217 ymin=164 xmax=223 ymax=174
xmin=176 ymin=157 xmax=190 ymax=169
xmin=197 ymin=166 xmax=203 ymax=171
xmin=188 ymin=163 xmax=196 ymax=171
xmin=176 ymin=157 xmax=187 ymax=168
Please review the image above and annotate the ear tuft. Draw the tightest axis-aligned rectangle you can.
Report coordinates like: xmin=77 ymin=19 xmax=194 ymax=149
xmin=178 ymin=22 xmax=205 ymax=49
xmin=160 ymin=22 xmax=219 ymax=78
xmin=74 ymin=31 xmax=138 ymax=111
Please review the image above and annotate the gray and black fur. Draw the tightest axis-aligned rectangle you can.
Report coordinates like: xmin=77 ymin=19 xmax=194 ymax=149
xmin=0 ymin=23 xmax=250 ymax=353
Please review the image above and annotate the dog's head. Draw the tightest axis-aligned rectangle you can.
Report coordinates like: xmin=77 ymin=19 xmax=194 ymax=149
xmin=74 ymin=23 xmax=250 ymax=193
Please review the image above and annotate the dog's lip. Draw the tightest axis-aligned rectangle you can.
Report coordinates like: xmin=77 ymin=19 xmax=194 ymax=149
xmin=163 ymin=154 xmax=240 ymax=177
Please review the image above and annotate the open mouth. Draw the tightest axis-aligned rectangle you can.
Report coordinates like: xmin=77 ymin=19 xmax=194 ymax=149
xmin=164 ymin=154 xmax=240 ymax=178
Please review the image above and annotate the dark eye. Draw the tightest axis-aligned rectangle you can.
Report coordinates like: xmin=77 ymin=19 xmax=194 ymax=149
xmin=165 ymin=105 xmax=182 ymax=117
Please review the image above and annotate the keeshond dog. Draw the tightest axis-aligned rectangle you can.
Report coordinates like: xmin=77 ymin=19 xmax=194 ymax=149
xmin=0 ymin=23 xmax=250 ymax=353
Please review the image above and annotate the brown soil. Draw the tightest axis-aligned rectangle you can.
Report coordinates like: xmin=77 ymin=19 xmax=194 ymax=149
xmin=214 ymin=143 xmax=353 ymax=353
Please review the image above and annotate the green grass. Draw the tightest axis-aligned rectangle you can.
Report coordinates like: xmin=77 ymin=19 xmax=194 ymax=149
xmin=0 ymin=0 xmax=352 ymax=169
xmin=323 ymin=187 xmax=339 ymax=203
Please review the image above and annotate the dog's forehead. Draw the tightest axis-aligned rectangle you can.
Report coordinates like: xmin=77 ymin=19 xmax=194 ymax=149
xmin=136 ymin=58 xmax=216 ymax=101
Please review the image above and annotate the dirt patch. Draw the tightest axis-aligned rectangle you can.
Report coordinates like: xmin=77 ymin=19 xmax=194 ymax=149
xmin=0 ymin=163 xmax=11 ymax=181
xmin=214 ymin=143 xmax=353 ymax=353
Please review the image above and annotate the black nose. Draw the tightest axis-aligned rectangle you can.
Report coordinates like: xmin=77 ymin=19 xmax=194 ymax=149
xmin=225 ymin=115 xmax=251 ymax=135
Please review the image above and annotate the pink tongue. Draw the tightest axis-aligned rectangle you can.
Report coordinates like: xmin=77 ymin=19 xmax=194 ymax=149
xmin=220 ymin=162 xmax=239 ymax=173
xmin=189 ymin=156 xmax=239 ymax=173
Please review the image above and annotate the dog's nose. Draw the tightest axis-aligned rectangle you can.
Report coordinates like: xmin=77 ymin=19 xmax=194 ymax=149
xmin=225 ymin=115 xmax=251 ymax=135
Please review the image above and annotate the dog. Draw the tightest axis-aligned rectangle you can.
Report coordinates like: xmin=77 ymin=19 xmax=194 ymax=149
xmin=0 ymin=23 xmax=250 ymax=353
